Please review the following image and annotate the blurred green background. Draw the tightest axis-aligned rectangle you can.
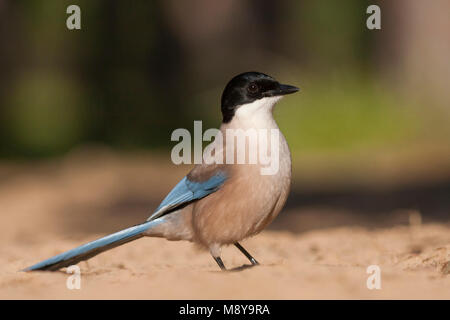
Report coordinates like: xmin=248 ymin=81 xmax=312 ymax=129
xmin=0 ymin=0 xmax=449 ymax=184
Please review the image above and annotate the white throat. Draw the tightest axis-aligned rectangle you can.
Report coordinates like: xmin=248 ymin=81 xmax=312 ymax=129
xmin=231 ymin=96 xmax=282 ymax=129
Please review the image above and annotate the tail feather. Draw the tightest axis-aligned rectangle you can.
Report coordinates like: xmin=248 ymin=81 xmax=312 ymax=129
xmin=23 ymin=220 xmax=161 ymax=271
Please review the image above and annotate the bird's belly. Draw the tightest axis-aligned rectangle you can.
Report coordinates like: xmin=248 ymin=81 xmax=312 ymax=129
xmin=192 ymin=142 xmax=291 ymax=247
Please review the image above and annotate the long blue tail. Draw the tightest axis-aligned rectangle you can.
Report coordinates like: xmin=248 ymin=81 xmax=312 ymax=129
xmin=24 ymin=220 xmax=162 ymax=271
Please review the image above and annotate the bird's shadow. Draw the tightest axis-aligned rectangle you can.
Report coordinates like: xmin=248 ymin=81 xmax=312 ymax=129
xmin=208 ymin=263 xmax=260 ymax=273
xmin=228 ymin=264 xmax=257 ymax=272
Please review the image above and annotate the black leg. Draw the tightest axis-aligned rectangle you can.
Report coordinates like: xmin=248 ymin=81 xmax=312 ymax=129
xmin=234 ymin=242 xmax=259 ymax=265
xmin=213 ymin=256 xmax=226 ymax=270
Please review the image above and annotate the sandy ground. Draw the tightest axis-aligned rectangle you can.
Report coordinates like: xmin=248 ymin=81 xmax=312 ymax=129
xmin=0 ymin=151 xmax=449 ymax=299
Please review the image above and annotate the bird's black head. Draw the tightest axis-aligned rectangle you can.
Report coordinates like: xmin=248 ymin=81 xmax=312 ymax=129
xmin=220 ymin=71 xmax=299 ymax=123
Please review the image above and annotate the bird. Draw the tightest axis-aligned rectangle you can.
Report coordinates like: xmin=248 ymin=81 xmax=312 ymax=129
xmin=24 ymin=71 xmax=299 ymax=272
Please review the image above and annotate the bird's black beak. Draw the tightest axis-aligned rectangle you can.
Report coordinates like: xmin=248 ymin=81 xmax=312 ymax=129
xmin=264 ymin=83 xmax=299 ymax=97
xmin=278 ymin=84 xmax=299 ymax=95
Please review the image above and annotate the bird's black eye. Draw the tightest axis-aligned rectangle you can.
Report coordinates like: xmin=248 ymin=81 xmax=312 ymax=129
xmin=247 ymin=83 xmax=258 ymax=94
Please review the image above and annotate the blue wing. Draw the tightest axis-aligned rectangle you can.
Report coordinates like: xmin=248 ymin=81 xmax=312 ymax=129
xmin=24 ymin=170 xmax=227 ymax=272
xmin=147 ymin=170 xmax=227 ymax=221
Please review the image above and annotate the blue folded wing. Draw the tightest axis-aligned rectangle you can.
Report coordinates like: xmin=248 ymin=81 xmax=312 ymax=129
xmin=24 ymin=170 xmax=227 ymax=272
xmin=147 ymin=171 xmax=227 ymax=221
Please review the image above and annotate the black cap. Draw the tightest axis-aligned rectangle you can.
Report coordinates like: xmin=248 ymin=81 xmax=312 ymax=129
xmin=221 ymin=72 xmax=299 ymax=123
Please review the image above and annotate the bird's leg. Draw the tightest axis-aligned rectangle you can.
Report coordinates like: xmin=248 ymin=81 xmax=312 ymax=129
xmin=212 ymin=255 xmax=226 ymax=271
xmin=234 ymin=242 xmax=259 ymax=265
xmin=210 ymin=244 xmax=226 ymax=270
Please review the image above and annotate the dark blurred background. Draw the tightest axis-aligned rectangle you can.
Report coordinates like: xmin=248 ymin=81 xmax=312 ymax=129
xmin=0 ymin=0 xmax=449 ymax=234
